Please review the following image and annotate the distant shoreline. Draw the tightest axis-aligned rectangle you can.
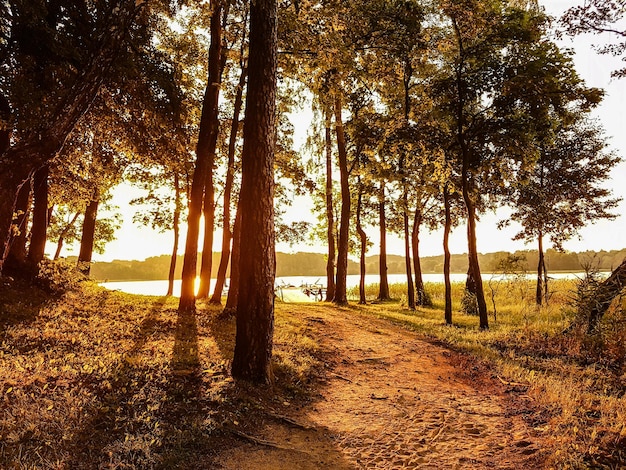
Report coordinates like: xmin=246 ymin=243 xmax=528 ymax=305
xmin=85 ymin=248 xmax=623 ymax=282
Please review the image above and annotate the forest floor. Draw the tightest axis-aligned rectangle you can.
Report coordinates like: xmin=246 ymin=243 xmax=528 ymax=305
xmin=215 ymin=303 xmax=547 ymax=470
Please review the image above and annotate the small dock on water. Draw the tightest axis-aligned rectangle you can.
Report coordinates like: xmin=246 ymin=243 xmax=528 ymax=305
xmin=275 ymin=282 xmax=327 ymax=302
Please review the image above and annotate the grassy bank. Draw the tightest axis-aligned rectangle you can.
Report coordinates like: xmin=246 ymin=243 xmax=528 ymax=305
xmin=0 ymin=280 xmax=321 ymax=469
xmin=1 ymin=275 xmax=624 ymax=468
xmin=349 ymin=279 xmax=626 ymax=468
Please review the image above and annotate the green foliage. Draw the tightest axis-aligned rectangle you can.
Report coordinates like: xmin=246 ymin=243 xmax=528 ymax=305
xmin=561 ymin=0 xmax=626 ymax=78
xmin=33 ymin=259 xmax=85 ymax=294
xmin=460 ymin=289 xmax=478 ymax=316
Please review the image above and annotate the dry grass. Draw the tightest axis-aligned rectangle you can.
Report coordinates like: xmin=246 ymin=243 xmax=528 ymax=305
xmin=2 ymin=275 xmax=625 ymax=468
xmin=0 ymin=280 xmax=321 ymax=469
xmin=355 ymin=279 xmax=626 ymax=469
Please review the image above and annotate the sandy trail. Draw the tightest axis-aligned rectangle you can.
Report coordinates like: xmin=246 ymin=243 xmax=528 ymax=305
xmin=216 ymin=305 xmax=545 ymax=469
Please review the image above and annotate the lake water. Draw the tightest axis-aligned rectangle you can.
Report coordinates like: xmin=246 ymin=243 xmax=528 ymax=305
xmin=99 ymin=272 xmax=591 ymax=297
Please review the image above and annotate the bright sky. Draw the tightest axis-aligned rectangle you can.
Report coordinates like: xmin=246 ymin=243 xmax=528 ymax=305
xmin=50 ymin=1 xmax=626 ymax=262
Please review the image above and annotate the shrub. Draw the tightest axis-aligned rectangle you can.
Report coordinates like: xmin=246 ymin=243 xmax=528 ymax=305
xmin=34 ymin=259 xmax=86 ymax=294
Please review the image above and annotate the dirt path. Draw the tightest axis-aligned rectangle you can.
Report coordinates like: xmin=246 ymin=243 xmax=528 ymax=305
xmin=215 ymin=305 xmax=546 ymax=469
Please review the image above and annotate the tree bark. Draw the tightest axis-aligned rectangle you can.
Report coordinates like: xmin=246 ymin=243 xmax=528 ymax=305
xmin=231 ymin=0 xmax=277 ymax=384
xmin=179 ymin=0 xmax=226 ymax=311
xmin=536 ymin=231 xmax=545 ymax=305
xmin=5 ymin=179 xmax=31 ymax=271
xmin=210 ymin=64 xmax=247 ymax=304
xmin=197 ymin=0 xmax=226 ymax=299
xmin=356 ymin=180 xmax=367 ymax=305
xmin=453 ymin=18 xmax=488 ymax=329
xmin=0 ymin=93 xmax=9 ymax=153
xmin=0 ymin=1 xmax=149 ymax=276
xmin=167 ymin=174 xmax=182 ymax=296
xmin=412 ymin=207 xmax=429 ymax=307
xmin=378 ymin=183 xmax=391 ymax=300
xmin=401 ymin=57 xmax=415 ymax=310
xmin=224 ymin=204 xmax=241 ymax=315
xmin=443 ymin=185 xmax=453 ymax=325
xmin=197 ymin=182 xmax=215 ymax=298
xmin=27 ymin=164 xmax=50 ymax=268
xmin=403 ymin=189 xmax=415 ymax=310
xmin=333 ymin=94 xmax=350 ymax=306
xmin=324 ymin=104 xmax=336 ymax=302
xmin=77 ymin=189 xmax=99 ymax=276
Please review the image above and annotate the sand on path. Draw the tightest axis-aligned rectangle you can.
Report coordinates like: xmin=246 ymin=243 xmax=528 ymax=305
xmin=216 ymin=305 xmax=545 ymax=469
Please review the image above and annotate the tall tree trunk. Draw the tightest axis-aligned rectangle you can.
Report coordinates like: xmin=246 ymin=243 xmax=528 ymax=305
xmin=412 ymin=207 xmax=429 ymax=307
xmin=453 ymin=18 xmax=488 ymax=329
xmin=77 ymin=189 xmax=99 ymax=276
xmin=0 ymin=173 xmax=31 ymax=276
xmin=27 ymin=164 xmax=50 ymax=268
xmin=378 ymin=183 xmax=391 ymax=300
xmin=403 ymin=189 xmax=415 ymax=310
xmin=197 ymin=1 xmax=226 ymax=299
xmin=179 ymin=0 xmax=225 ymax=311
xmin=167 ymin=174 xmax=182 ymax=297
xmin=464 ymin=218 xmax=479 ymax=299
xmin=0 ymin=93 xmax=12 ymax=276
xmin=224 ymin=205 xmax=241 ymax=315
xmin=197 ymin=182 xmax=215 ymax=298
xmin=356 ymin=180 xmax=367 ymax=305
xmin=0 ymin=93 xmax=9 ymax=154
xmin=5 ymin=180 xmax=31 ymax=271
xmin=401 ymin=58 xmax=415 ymax=310
xmin=333 ymin=94 xmax=350 ymax=306
xmin=324 ymin=104 xmax=336 ymax=302
xmin=210 ymin=65 xmax=247 ymax=304
xmin=443 ymin=185 xmax=453 ymax=325
xmin=54 ymin=238 xmax=64 ymax=261
xmin=536 ymin=231 xmax=545 ymax=305
xmin=231 ymin=0 xmax=277 ymax=384
xmin=463 ymin=196 xmax=488 ymax=328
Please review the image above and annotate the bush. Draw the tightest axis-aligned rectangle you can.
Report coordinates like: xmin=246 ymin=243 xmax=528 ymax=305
xmin=34 ymin=259 xmax=86 ymax=294
xmin=460 ymin=289 xmax=478 ymax=316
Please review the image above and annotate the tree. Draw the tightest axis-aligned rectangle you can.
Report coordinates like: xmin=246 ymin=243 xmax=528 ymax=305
xmin=25 ymin=164 xmax=50 ymax=269
xmin=49 ymin=209 xmax=80 ymax=260
xmin=231 ymin=0 xmax=277 ymax=384
xmin=506 ymin=119 xmax=619 ymax=305
xmin=180 ymin=0 xmax=228 ymax=310
xmin=436 ymin=0 xmax=549 ymax=329
xmin=209 ymin=65 xmax=247 ymax=304
xmin=333 ymin=91 xmax=351 ymax=306
xmin=561 ymin=0 xmax=626 ymax=78
xmin=491 ymin=35 xmax=619 ymax=305
xmin=210 ymin=8 xmax=249 ymax=305
xmin=560 ymin=1 xmax=626 ymax=327
xmin=323 ymin=102 xmax=337 ymax=302
xmin=130 ymin=171 xmax=187 ymax=296
xmin=0 ymin=0 xmax=158 ymax=277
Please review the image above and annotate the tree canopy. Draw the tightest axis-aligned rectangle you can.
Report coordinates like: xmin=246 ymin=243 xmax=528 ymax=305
xmin=0 ymin=0 xmax=621 ymax=367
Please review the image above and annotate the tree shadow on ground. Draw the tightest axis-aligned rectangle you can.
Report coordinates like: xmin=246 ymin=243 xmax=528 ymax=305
xmin=65 ymin=296 xmax=174 ymax=468
xmin=205 ymin=306 xmax=356 ymax=470
xmin=155 ymin=306 xmax=213 ymax=469
xmin=0 ymin=278 xmax=56 ymax=332
xmin=59 ymin=297 xmax=353 ymax=469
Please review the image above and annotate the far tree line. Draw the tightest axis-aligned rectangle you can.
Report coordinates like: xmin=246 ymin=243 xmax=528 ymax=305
xmin=87 ymin=249 xmax=626 ymax=282
xmin=1 ymin=0 xmax=625 ymax=382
